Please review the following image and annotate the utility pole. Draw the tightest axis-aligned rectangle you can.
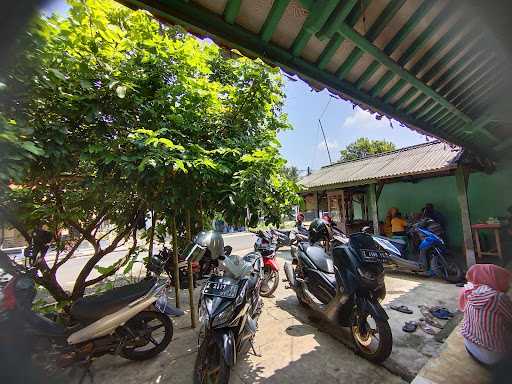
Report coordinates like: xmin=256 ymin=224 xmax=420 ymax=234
xmin=318 ymin=119 xmax=332 ymax=164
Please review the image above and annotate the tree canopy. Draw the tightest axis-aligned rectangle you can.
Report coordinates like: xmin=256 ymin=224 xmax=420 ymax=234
xmin=0 ymin=0 xmax=299 ymax=302
xmin=339 ymin=137 xmax=396 ymax=161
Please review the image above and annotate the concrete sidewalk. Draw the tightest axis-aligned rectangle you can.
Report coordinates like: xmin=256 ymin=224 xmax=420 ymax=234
xmin=81 ymin=250 xmax=461 ymax=384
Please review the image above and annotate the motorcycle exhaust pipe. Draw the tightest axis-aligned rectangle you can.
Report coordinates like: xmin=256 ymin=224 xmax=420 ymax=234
xmin=284 ymin=262 xmax=296 ymax=288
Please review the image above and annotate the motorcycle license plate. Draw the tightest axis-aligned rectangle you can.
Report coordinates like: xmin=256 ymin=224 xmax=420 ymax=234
xmin=203 ymin=281 xmax=238 ymax=299
xmin=361 ymin=249 xmax=388 ymax=262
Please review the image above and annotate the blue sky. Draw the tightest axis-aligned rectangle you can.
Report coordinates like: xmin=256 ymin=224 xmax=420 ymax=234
xmin=279 ymin=78 xmax=425 ymax=171
xmin=44 ymin=0 xmax=426 ymax=172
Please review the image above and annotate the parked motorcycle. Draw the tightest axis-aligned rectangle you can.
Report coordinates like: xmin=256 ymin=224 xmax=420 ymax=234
xmin=289 ymin=226 xmax=309 ymax=263
xmin=284 ymin=219 xmax=392 ymax=363
xmin=271 ymin=228 xmax=291 ymax=250
xmin=366 ymin=219 xmax=463 ymax=283
xmin=254 ymin=230 xmax=280 ymax=297
xmin=0 ymin=232 xmax=179 ymax=380
xmin=193 ymin=230 xmax=263 ymax=384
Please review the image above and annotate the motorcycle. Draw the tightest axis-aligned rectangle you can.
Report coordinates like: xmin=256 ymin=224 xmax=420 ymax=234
xmin=366 ymin=219 xmax=463 ymax=283
xmin=254 ymin=230 xmax=280 ymax=297
xmin=270 ymin=228 xmax=291 ymax=250
xmin=193 ymin=237 xmax=264 ymax=384
xmin=0 ymin=233 xmax=179 ymax=381
xmin=284 ymin=231 xmax=392 ymax=363
xmin=289 ymin=226 xmax=309 ymax=263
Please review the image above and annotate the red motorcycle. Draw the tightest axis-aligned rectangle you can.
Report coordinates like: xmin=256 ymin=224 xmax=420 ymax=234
xmin=253 ymin=230 xmax=280 ymax=297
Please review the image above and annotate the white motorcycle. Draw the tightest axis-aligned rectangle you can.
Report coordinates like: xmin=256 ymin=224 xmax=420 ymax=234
xmin=0 ymin=234 xmax=181 ymax=381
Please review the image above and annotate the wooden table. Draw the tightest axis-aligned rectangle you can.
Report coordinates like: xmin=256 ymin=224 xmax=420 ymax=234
xmin=471 ymin=223 xmax=503 ymax=261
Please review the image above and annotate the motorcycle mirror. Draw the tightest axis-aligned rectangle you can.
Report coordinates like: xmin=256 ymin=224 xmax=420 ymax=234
xmin=224 ymin=245 xmax=232 ymax=256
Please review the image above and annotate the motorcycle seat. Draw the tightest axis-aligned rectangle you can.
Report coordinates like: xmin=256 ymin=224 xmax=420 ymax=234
xmin=70 ymin=277 xmax=156 ymax=323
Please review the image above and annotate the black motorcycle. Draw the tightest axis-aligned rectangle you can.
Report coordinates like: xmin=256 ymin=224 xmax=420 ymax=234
xmin=194 ymin=246 xmax=263 ymax=384
xmin=284 ymin=227 xmax=392 ymax=363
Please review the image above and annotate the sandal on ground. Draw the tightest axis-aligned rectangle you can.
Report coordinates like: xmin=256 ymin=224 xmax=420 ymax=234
xmin=419 ymin=306 xmax=444 ymax=328
xmin=430 ymin=307 xmax=454 ymax=320
xmin=419 ymin=319 xmax=438 ymax=335
xmin=402 ymin=321 xmax=417 ymax=333
xmin=390 ymin=304 xmax=413 ymax=314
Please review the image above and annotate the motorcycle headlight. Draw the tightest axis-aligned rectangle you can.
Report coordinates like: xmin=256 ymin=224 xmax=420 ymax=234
xmin=212 ymin=303 xmax=235 ymax=327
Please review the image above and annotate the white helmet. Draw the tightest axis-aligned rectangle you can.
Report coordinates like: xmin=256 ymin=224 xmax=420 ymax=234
xmin=194 ymin=230 xmax=224 ymax=259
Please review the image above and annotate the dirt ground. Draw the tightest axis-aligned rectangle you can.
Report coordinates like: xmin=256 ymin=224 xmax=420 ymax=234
xmin=77 ymin=250 xmax=461 ymax=384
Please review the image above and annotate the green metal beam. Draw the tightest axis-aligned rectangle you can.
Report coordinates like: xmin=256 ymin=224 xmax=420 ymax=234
xmin=459 ymin=115 xmax=498 ymax=143
xmin=456 ymin=76 xmax=501 ymax=111
xmin=404 ymin=94 xmax=427 ymax=114
xmin=345 ymin=0 xmax=372 ymax=31
xmin=382 ymin=16 xmax=469 ymax=104
xmin=223 ymin=0 xmax=241 ymax=24
xmin=335 ymin=0 xmax=406 ymax=80
xmin=430 ymin=45 xmax=487 ymax=92
xmin=421 ymin=34 xmax=483 ymax=85
xmin=356 ymin=0 xmax=435 ymax=90
xmin=409 ymin=18 xmax=469 ymax=76
xmin=430 ymin=109 xmax=451 ymax=126
xmin=398 ymin=2 xmax=457 ymax=67
xmin=437 ymin=53 xmax=494 ymax=97
xmin=370 ymin=71 xmax=394 ymax=97
xmin=395 ymin=87 xmax=418 ymax=110
xmin=446 ymin=64 xmax=499 ymax=104
xmin=451 ymin=69 xmax=500 ymax=107
xmin=260 ymin=0 xmax=291 ymax=42
xmin=334 ymin=21 xmax=470 ymax=122
xmin=316 ymin=33 xmax=344 ymax=70
xmin=371 ymin=2 xmax=456 ymax=98
xmin=290 ymin=0 xmax=339 ymax=56
xmin=424 ymin=105 xmax=446 ymax=123
xmin=318 ymin=0 xmax=359 ymax=40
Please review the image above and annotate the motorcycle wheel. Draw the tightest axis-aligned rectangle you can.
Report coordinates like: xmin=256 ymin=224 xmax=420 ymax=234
xmin=259 ymin=266 xmax=279 ymax=297
xmin=439 ymin=258 xmax=463 ymax=283
xmin=351 ymin=314 xmax=392 ymax=363
xmin=121 ymin=311 xmax=173 ymax=361
xmin=194 ymin=335 xmax=230 ymax=384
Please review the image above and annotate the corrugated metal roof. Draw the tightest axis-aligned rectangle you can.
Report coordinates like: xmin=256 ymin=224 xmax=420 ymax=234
xmin=300 ymin=141 xmax=461 ymax=189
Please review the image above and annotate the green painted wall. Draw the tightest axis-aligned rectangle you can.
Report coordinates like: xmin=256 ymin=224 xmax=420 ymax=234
xmin=376 ymin=160 xmax=512 ymax=252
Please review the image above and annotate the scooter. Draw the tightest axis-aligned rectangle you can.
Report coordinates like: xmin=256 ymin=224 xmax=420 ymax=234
xmin=366 ymin=219 xmax=463 ymax=283
xmin=284 ymin=232 xmax=392 ymax=363
xmin=0 ymin=234 xmax=180 ymax=381
xmin=193 ymin=234 xmax=264 ymax=384
xmin=254 ymin=230 xmax=280 ymax=297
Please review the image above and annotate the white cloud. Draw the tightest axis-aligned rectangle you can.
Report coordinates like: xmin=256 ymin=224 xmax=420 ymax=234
xmin=342 ymin=107 xmax=392 ymax=130
xmin=317 ymin=139 xmax=339 ymax=151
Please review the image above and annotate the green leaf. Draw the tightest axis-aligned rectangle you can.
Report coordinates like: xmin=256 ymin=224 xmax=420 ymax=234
xmin=116 ymin=85 xmax=127 ymax=98
xmin=48 ymin=68 xmax=66 ymax=81
xmin=80 ymin=80 xmax=92 ymax=90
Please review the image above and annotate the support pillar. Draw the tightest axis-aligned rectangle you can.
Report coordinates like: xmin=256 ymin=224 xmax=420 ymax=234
xmin=368 ymin=183 xmax=379 ymax=234
xmin=315 ymin=191 xmax=320 ymax=218
xmin=455 ymin=166 xmax=476 ymax=267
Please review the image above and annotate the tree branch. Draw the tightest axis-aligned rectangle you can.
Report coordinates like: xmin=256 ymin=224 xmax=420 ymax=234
xmin=84 ymin=231 xmax=138 ymax=288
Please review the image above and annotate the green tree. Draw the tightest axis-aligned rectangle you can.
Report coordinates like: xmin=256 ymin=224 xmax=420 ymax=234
xmin=0 ymin=0 xmax=299 ymax=303
xmin=282 ymin=165 xmax=300 ymax=183
xmin=339 ymin=137 xmax=396 ymax=161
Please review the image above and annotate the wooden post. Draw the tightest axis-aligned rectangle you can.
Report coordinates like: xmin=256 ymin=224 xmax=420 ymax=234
xmin=368 ymin=183 xmax=379 ymax=235
xmin=186 ymin=209 xmax=196 ymax=328
xmin=147 ymin=211 xmax=156 ymax=259
xmin=171 ymin=216 xmax=180 ymax=308
xmin=455 ymin=166 xmax=476 ymax=267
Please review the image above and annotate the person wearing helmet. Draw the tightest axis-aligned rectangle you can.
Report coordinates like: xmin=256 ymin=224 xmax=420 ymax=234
xmin=308 ymin=218 xmax=332 ymax=244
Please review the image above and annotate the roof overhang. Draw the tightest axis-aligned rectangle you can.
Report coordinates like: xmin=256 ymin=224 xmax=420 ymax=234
xmin=118 ymin=0 xmax=512 ymax=159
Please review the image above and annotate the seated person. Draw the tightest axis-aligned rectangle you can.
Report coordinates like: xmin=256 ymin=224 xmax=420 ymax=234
xmin=391 ymin=211 xmax=407 ymax=236
xmin=383 ymin=207 xmax=398 ymax=237
xmin=459 ymin=264 xmax=512 ymax=366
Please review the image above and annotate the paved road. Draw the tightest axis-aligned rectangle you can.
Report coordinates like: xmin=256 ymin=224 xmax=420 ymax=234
xmin=56 ymin=232 xmax=255 ymax=288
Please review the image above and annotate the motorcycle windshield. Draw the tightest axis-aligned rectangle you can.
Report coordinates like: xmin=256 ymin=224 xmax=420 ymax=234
xmin=372 ymin=236 xmax=401 ymax=256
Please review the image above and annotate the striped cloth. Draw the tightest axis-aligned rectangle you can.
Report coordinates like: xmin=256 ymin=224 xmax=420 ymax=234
xmin=461 ymin=284 xmax=512 ymax=353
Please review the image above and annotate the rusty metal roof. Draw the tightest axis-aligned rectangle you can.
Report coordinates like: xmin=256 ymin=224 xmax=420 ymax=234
xmin=119 ymin=0 xmax=512 ymax=159
xmin=300 ymin=141 xmax=461 ymax=189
